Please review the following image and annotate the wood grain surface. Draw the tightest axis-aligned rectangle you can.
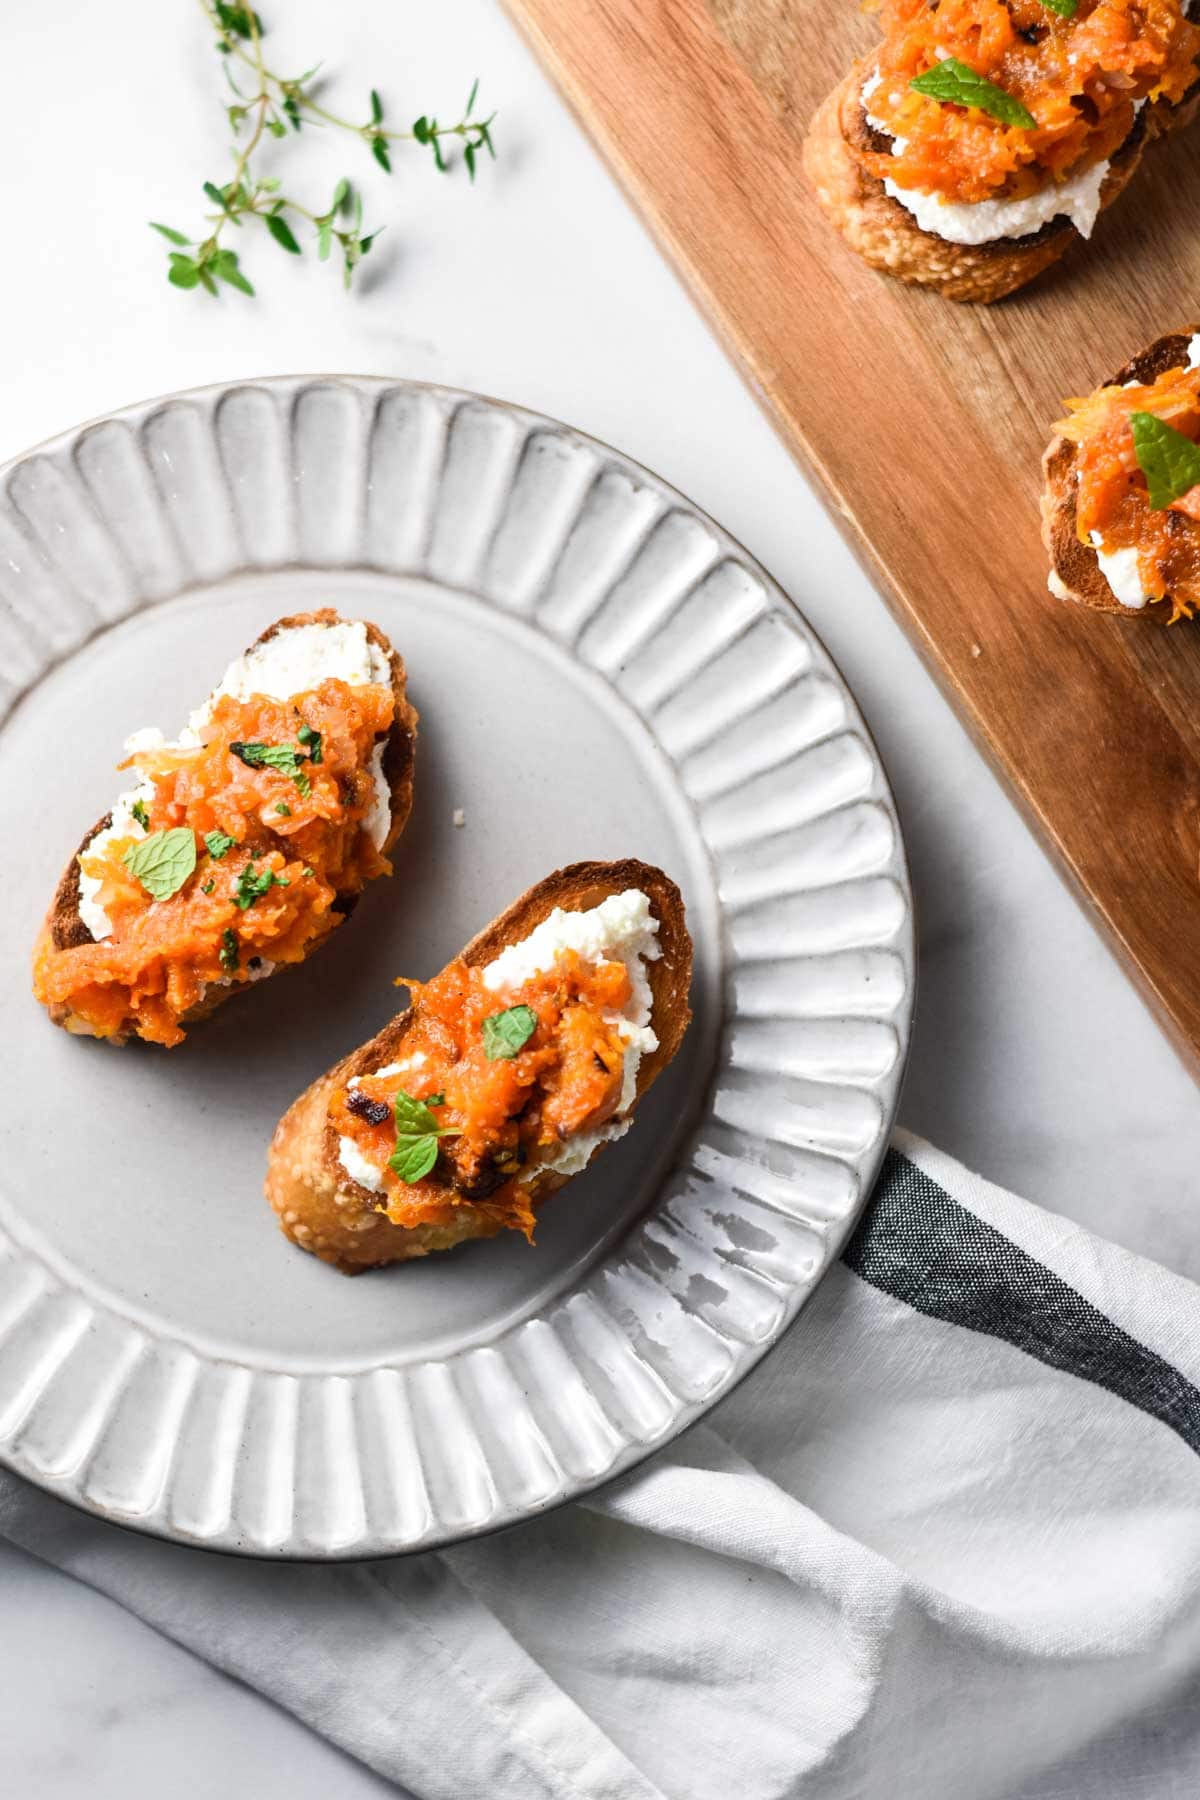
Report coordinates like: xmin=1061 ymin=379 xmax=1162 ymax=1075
xmin=504 ymin=0 xmax=1200 ymax=1072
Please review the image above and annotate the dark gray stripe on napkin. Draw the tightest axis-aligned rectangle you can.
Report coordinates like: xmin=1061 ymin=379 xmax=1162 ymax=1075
xmin=843 ymin=1149 xmax=1200 ymax=1456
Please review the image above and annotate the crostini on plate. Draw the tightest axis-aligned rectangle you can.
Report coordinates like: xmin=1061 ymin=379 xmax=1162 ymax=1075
xmin=33 ymin=608 xmax=417 ymax=1046
xmin=803 ymin=0 xmax=1200 ymax=303
xmin=1042 ymin=326 xmax=1200 ymax=621
xmin=265 ymin=859 xmax=692 ymax=1271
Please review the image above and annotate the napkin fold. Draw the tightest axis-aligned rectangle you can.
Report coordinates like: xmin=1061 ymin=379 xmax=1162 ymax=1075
xmin=5 ymin=1129 xmax=1200 ymax=1800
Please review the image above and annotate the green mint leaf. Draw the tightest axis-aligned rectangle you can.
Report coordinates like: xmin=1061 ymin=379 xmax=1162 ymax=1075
xmin=266 ymin=213 xmax=302 ymax=254
xmin=388 ymin=1134 xmax=440 ymax=1183
xmin=1130 ymin=412 xmax=1200 ymax=510
xmin=296 ymin=723 xmax=322 ymax=763
xmin=293 ymin=769 xmax=311 ymax=798
xmin=387 ymin=1087 xmax=454 ymax=1185
xmin=412 ymin=115 xmax=430 ymax=143
xmin=393 ymin=1089 xmax=446 ymax=1136
xmin=204 ymin=829 xmax=236 ymax=860
xmin=150 ymin=222 xmax=191 ymax=245
xmin=230 ymin=740 xmax=304 ymax=774
xmin=482 ymin=1004 xmax=538 ymax=1061
xmin=370 ymin=87 xmax=383 ymax=124
xmin=235 ymin=863 xmax=287 ymax=910
xmin=371 ymin=133 xmax=392 ymax=173
xmin=219 ymin=926 xmax=239 ymax=971
xmin=130 ymin=798 xmax=151 ymax=831
xmin=909 ymin=58 xmax=1036 ymax=128
xmin=203 ymin=179 xmax=229 ymax=209
xmin=197 ymin=266 xmax=219 ymax=297
xmin=275 ymin=801 xmax=292 ymax=816
xmin=122 ymin=828 xmax=197 ymax=901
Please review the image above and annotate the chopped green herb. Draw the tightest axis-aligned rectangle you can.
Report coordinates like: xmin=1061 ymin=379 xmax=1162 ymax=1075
xmin=202 ymin=879 xmax=215 ymax=895
xmin=303 ymin=866 xmax=314 ymax=878
xmin=482 ymin=1004 xmax=538 ymax=1061
xmin=293 ymin=769 xmax=311 ymax=798
xmin=387 ymin=1088 xmax=456 ymax=1184
xmin=1038 ymin=0 xmax=1077 ymax=15
xmin=130 ymin=798 xmax=151 ymax=831
xmin=909 ymin=58 xmax=1036 ymax=129
xmin=275 ymin=801 xmax=292 ymax=816
xmin=234 ymin=863 xmax=290 ymax=910
xmin=122 ymin=829 xmax=197 ymax=901
xmin=204 ymin=828 xmax=237 ymax=860
xmin=297 ymin=723 xmax=323 ymax=764
xmin=219 ymin=926 xmax=239 ymax=971
xmin=230 ymin=740 xmax=305 ymax=775
xmin=1130 ymin=412 xmax=1200 ymax=511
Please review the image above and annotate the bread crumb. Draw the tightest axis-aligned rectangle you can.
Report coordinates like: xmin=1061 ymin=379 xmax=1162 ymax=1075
xmin=970 ymin=643 xmax=982 ymax=658
xmin=453 ymin=808 xmax=466 ymax=828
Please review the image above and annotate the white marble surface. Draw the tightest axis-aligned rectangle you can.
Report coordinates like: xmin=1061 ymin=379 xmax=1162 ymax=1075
xmin=2 ymin=0 xmax=1199 ymax=1791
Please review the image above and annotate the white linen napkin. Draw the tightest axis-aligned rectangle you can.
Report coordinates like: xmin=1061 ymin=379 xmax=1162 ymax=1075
xmin=4 ymin=1127 xmax=1200 ymax=1800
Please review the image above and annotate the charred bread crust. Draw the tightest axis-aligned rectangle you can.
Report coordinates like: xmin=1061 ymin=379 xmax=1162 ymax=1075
xmin=1147 ymin=71 xmax=1200 ymax=139
xmin=1040 ymin=328 xmax=1200 ymax=620
xmin=264 ymin=859 xmax=693 ymax=1272
xmin=803 ymin=57 xmax=1147 ymax=303
xmin=40 ymin=608 xmax=418 ymax=1035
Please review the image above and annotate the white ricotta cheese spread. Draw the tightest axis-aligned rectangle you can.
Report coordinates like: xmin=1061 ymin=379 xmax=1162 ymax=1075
xmin=1089 ymin=534 xmax=1148 ymax=610
xmin=863 ymin=72 xmax=1109 ymax=245
xmin=337 ymin=890 xmax=662 ymax=1192
xmin=337 ymin=1135 xmax=387 ymax=1194
xmin=78 ymin=619 xmax=393 ymax=942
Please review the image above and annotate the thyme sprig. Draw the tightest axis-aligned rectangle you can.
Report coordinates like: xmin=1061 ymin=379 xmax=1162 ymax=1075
xmin=151 ymin=2 xmax=498 ymax=297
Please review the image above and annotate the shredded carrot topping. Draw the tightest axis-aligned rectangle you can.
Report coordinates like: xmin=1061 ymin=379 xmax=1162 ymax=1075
xmin=330 ymin=950 xmax=633 ymax=1239
xmin=33 ymin=677 xmax=395 ymax=1045
xmin=1055 ymin=361 xmax=1200 ymax=621
xmin=862 ymin=0 xmax=1200 ymax=204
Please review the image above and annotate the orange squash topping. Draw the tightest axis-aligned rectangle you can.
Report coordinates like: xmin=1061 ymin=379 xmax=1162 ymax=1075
xmin=1055 ymin=361 xmax=1200 ymax=620
xmin=330 ymin=949 xmax=634 ymax=1238
xmin=864 ymin=0 xmax=1200 ymax=205
xmin=33 ymin=676 xmax=394 ymax=1045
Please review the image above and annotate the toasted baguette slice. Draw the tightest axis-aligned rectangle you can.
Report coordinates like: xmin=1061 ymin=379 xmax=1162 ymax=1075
xmin=36 ymin=609 xmax=417 ymax=1043
xmin=266 ymin=859 xmax=692 ymax=1272
xmin=1041 ymin=327 xmax=1200 ymax=620
xmin=803 ymin=57 xmax=1149 ymax=304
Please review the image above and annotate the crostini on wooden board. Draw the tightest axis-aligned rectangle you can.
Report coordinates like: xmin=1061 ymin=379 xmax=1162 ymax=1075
xmin=804 ymin=0 xmax=1200 ymax=303
xmin=33 ymin=608 xmax=417 ymax=1046
xmin=1042 ymin=327 xmax=1200 ymax=621
xmin=265 ymin=859 xmax=693 ymax=1271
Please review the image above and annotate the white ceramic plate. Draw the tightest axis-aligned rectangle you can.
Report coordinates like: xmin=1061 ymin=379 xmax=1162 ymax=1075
xmin=0 ymin=377 xmax=912 ymax=1558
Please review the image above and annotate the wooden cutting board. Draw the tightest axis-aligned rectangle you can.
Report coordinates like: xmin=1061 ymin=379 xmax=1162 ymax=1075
xmin=504 ymin=0 xmax=1200 ymax=1073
